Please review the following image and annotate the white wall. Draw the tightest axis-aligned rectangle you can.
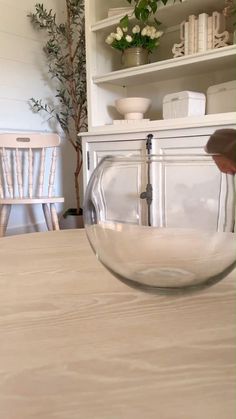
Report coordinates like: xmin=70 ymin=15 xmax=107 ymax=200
xmin=0 ymin=0 xmax=76 ymax=235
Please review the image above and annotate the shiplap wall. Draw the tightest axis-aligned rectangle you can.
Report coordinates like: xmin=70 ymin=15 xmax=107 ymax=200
xmin=0 ymin=0 xmax=76 ymax=234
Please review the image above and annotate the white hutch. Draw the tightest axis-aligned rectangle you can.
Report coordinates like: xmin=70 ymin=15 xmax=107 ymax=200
xmin=81 ymin=0 xmax=236 ymax=225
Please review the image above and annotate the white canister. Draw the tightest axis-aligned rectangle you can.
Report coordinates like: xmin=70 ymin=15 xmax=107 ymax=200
xmin=163 ymin=91 xmax=206 ymax=119
xmin=207 ymin=80 xmax=236 ymax=114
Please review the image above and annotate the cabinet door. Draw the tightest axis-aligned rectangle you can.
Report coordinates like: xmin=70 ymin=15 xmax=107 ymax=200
xmin=151 ymin=136 xmax=233 ymax=231
xmin=87 ymin=139 xmax=146 ymax=175
xmin=86 ymin=139 xmax=147 ymax=224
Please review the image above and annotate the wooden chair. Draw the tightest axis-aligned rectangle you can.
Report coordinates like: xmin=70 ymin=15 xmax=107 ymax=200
xmin=0 ymin=133 xmax=64 ymax=236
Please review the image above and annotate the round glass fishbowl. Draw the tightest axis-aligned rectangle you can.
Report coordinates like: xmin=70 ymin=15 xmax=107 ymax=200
xmin=84 ymin=154 xmax=235 ymax=293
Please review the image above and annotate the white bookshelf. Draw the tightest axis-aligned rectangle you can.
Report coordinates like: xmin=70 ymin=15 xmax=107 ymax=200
xmin=85 ymin=0 xmax=235 ymax=130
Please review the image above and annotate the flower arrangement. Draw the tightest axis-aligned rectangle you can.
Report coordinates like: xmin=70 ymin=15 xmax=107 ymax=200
xmin=105 ymin=24 xmax=163 ymax=53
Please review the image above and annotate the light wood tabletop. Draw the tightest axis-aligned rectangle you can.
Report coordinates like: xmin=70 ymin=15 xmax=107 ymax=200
xmin=0 ymin=229 xmax=235 ymax=419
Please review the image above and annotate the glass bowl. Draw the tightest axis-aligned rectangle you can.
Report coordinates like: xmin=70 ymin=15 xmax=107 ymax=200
xmin=84 ymin=154 xmax=235 ymax=293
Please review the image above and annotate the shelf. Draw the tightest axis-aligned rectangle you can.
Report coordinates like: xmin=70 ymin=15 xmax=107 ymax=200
xmin=91 ymin=0 xmax=226 ymax=32
xmin=93 ymin=45 xmax=236 ymax=87
xmin=81 ymin=113 xmax=236 ymax=137
xmin=91 ymin=9 xmax=133 ymax=32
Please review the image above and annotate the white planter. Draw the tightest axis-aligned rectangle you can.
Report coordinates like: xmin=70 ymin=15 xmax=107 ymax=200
xmin=59 ymin=210 xmax=84 ymax=229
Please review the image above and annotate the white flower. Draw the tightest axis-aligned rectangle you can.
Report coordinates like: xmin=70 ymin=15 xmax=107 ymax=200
xmin=122 ymin=27 xmax=128 ymax=33
xmin=115 ymin=33 xmax=122 ymax=41
xmin=141 ymin=27 xmax=147 ymax=36
xmin=116 ymin=27 xmax=123 ymax=36
xmin=105 ymin=35 xmax=114 ymax=45
xmin=144 ymin=26 xmax=153 ymax=36
xmin=125 ymin=35 xmax=132 ymax=42
xmin=155 ymin=30 xmax=163 ymax=38
xmin=132 ymin=25 xmax=140 ymax=34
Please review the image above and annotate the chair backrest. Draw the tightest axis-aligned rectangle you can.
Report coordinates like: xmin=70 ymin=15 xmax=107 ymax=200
xmin=0 ymin=133 xmax=61 ymax=199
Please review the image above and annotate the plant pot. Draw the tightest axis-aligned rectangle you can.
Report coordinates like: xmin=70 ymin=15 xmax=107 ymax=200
xmin=121 ymin=47 xmax=149 ymax=68
xmin=59 ymin=208 xmax=84 ymax=229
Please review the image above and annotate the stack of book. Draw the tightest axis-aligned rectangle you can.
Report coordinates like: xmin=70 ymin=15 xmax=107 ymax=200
xmin=172 ymin=11 xmax=232 ymax=58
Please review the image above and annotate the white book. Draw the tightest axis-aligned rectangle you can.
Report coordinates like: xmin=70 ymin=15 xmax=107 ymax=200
xmin=207 ymin=16 xmax=213 ymax=49
xmin=184 ymin=22 xmax=189 ymax=55
xmin=194 ymin=17 xmax=198 ymax=53
xmin=198 ymin=13 xmax=208 ymax=52
xmin=188 ymin=15 xmax=196 ymax=55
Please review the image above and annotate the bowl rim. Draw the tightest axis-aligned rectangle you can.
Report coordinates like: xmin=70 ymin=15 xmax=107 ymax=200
xmin=115 ymin=97 xmax=151 ymax=102
xmin=100 ymin=153 xmax=221 ymax=163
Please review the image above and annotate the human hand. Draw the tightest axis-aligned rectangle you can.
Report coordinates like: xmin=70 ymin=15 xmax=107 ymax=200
xmin=212 ymin=155 xmax=236 ymax=175
xmin=205 ymin=129 xmax=236 ymax=174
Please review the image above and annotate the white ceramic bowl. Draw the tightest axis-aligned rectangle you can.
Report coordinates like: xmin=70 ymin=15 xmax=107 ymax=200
xmin=115 ymin=97 xmax=151 ymax=120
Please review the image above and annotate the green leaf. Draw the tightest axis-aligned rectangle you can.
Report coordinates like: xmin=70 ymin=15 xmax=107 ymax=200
xmin=120 ymin=14 xmax=129 ymax=28
xmin=150 ymin=1 xmax=157 ymax=13
xmin=139 ymin=8 xmax=149 ymax=21
xmin=154 ymin=18 xmax=161 ymax=26
xmin=138 ymin=0 xmax=148 ymax=8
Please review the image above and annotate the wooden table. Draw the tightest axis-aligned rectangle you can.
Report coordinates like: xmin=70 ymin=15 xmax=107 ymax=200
xmin=0 ymin=229 xmax=235 ymax=419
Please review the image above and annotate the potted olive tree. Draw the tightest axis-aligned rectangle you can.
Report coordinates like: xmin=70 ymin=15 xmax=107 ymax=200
xmin=28 ymin=0 xmax=87 ymax=228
